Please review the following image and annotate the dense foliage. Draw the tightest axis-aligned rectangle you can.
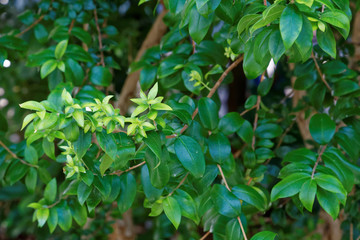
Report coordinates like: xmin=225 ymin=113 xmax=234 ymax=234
xmin=0 ymin=0 xmax=360 ymax=239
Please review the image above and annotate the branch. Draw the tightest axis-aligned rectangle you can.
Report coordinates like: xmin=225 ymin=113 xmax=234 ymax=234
xmin=199 ymin=231 xmax=211 ymax=240
xmin=109 ymin=161 xmax=146 ymax=176
xmin=275 ymin=119 xmax=296 ymax=150
xmin=167 ymin=172 xmax=189 ymax=197
xmin=93 ymin=7 xmax=105 ymax=67
xmin=311 ymin=52 xmax=332 ymax=93
xmin=311 ymin=144 xmax=327 ymax=179
xmin=217 ymin=164 xmax=248 ymax=240
xmin=178 ymin=56 xmax=244 ymax=135
xmin=0 ymin=140 xmax=38 ymax=168
xmin=251 ymin=73 xmax=266 ymax=150
xmin=68 ymin=19 xmax=75 ymax=34
xmin=15 ymin=15 xmax=45 ymax=38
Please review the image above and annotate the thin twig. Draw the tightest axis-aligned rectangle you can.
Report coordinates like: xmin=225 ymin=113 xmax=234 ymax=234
xmin=179 ymin=56 xmax=244 ymax=134
xmin=275 ymin=119 xmax=296 ymax=150
xmin=93 ymin=7 xmax=105 ymax=67
xmin=217 ymin=164 xmax=248 ymax=240
xmin=311 ymin=144 xmax=327 ymax=179
xmin=0 ymin=140 xmax=38 ymax=168
xmin=15 ymin=15 xmax=45 ymax=37
xmin=240 ymin=105 xmax=257 ymax=116
xmin=167 ymin=172 xmax=189 ymax=197
xmin=68 ymin=19 xmax=75 ymax=34
xmin=251 ymin=73 xmax=266 ymax=150
xmin=109 ymin=161 xmax=146 ymax=176
xmin=311 ymin=52 xmax=332 ymax=93
xmin=350 ymin=223 xmax=353 ymax=240
xmin=199 ymin=231 xmax=211 ymax=240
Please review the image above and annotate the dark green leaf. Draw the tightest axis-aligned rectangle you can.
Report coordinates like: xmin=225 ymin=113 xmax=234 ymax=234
xmin=118 ymin=173 xmax=137 ymax=213
xmin=299 ymin=179 xmax=317 ymax=212
xmin=208 ymin=133 xmax=231 ymax=164
xmin=90 ymin=66 xmax=112 ymax=87
xmin=317 ymin=26 xmax=336 ymax=58
xmin=211 ymin=184 xmax=241 ymax=218
xmin=279 ymin=5 xmax=303 ymax=49
xmin=232 ymin=184 xmax=267 ymax=211
xmin=198 ymin=97 xmax=219 ymax=130
xmin=44 ymin=178 xmax=57 ymax=204
xmin=309 ymin=113 xmax=336 ymax=144
xmin=163 ymin=196 xmax=181 ymax=229
xmin=271 ymin=173 xmax=311 ymax=201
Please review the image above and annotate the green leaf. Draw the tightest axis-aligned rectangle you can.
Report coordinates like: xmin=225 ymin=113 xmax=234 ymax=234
xmin=321 ymin=10 xmax=350 ymax=39
xmin=44 ymin=178 xmax=57 ymax=204
xmin=47 ymin=208 xmax=58 ymax=233
xmin=250 ymin=231 xmax=277 ymax=240
xmin=69 ymin=201 xmax=87 ymax=226
xmin=174 ymin=135 xmax=205 ymax=178
xmin=90 ymin=66 xmax=112 ymax=87
xmin=163 ymin=196 xmax=182 ymax=229
xmin=24 ymin=145 xmax=38 ymax=165
xmin=269 ymin=30 xmax=285 ymax=63
xmin=314 ymin=173 xmax=346 ymax=195
xmin=20 ymin=101 xmax=45 ymax=111
xmin=43 ymin=138 xmax=56 ymax=160
xmin=299 ymin=179 xmax=317 ymax=212
xmin=316 ymin=187 xmax=340 ymax=220
xmin=73 ymin=131 xmax=91 ymax=159
xmin=41 ymin=59 xmax=57 ymax=79
xmin=257 ymin=77 xmax=274 ymax=96
xmin=64 ymin=58 xmax=84 ymax=86
xmin=208 ymin=133 xmax=231 ymax=164
xmin=226 ymin=218 xmax=242 ymax=240
xmin=250 ymin=4 xmax=285 ymax=34
xmin=271 ymin=173 xmax=311 ymax=201
xmin=296 ymin=0 xmax=314 ymax=7
xmin=173 ymin=189 xmax=199 ymax=224
xmin=37 ymin=208 xmax=49 ymax=227
xmin=317 ymin=26 xmax=336 ymax=58
xmin=294 ymin=16 xmax=313 ymax=62
xmin=57 ymin=204 xmax=72 ymax=231
xmin=151 ymin=103 xmax=172 ymax=111
xmin=236 ymin=120 xmax=253 ymax=144
xmin=34 ymin=24 xmax=48 ymax=43
xmin=232 ymin=184 xmax=267 ymax=211
xmin=77 ymin=181 xmax=92 ymax=205
xmin=55 ymin=40 xmax=68 ymax=59
xmin=145 ymin=147 xmax=170 ymax=189
xmin=100 ymin=154 xmax=114 ymax=176
xmin=255 ymin=123 xmax=282 ymax=139
xmin=5 ymin=160 xmax=29 ymax=185
xmin=333 ymin=80 xmax=360 ymax=96
xmin=237 ymin=14 xmax=261 ymax=36
xmin=140 ymin=65 xmax=157 ymax=91
xmin=218 ymin=112 xmax=244 ymax=135
xmin=118 ymin=173 xmax=137 ymax=213
xmin=96 ymin=131 xmax=117 ymax=159
xmin=283 ymin=148 xmax=317 ymax=164
xmin=144 ymin=131 xmax=162 ymax=159
xmin=25 ymin=168 xmax=37 ymax=193
xmin=309 ymin=113 xmax=336 ymax=144
xmin=211 ymin=184 xmax=242 ymax=218
xmin=189 ymin=5 xmax=214 ymax=43
xmin=279 ymin=5 xmax=303 ymax=49
xmin=198 ymin=97 xmax=219 ymax=130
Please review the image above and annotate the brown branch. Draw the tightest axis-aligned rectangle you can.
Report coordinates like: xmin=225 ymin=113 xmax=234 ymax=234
xmin=15 ymin=15 xmax=45 ymax=38
xmin=167 ymin=172 xmax=189 ymax=197
xmin=199 ymin=231 xmax=211 ymax=240
xmin=311 ymin=144 xmax=328 ymax=179
xmin=0 ymin=140 xmax=38 ymax=168
xmin=93 ymin=7 xmax=105 ymax=67
xmin=217 ymin=164 xmax=248 ymax=240
xmin=179 ymin=56 xmax=244 ymax=134
xmin=109 ymin=161 xmax=146 ymax=176
xmin=240 ymin=105 xmax=256 ymax=116
xmin=275 ymin=119 xmax=296 ymax=150
xmin=311 ymin=52 xmax=332 ymax=93
xmin=117 ymin=10 xmax=168 ymax=114
xmin=251 ymin=73 xmax=266 ymax=150
xmin=68 ymin=19 xmax=75 ymax=34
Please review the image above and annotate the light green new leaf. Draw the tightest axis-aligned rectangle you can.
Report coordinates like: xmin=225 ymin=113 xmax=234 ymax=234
xmin=20 ymin=101 xmax=45 ymax=111
xmin=55 ymin=40 xmax=68 ymax=59
xmin=40 ymin=59 xmax=57 ymax=79
xmin=37 ymin=208 xmax=49 ymax=227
